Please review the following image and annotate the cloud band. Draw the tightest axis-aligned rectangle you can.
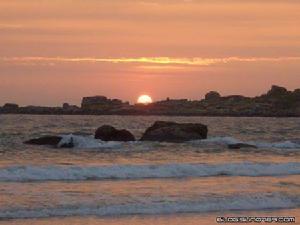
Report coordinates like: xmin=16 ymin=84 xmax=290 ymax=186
xmin=1 ymin=56 xmax=300 ymax=66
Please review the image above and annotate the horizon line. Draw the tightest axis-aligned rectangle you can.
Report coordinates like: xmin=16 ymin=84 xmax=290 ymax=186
xmin=1 ymin=85 xmax=298 ymax=107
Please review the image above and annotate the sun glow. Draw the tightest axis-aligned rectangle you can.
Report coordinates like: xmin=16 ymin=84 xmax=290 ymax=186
xmin=137 ymin=95 xmax=153 ymax=104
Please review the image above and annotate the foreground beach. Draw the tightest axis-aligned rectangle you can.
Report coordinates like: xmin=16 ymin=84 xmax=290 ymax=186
xmin=1 ymin=209 xmax=299 ymax=225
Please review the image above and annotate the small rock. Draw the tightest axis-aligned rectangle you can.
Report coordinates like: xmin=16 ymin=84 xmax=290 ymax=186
xmin=95 ymin=125 xmax=135 ymax=141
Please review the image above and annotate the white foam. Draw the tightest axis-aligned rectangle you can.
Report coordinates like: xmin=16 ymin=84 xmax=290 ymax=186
xmin=0 ymin=162 xmax=299 ymax=182
xmin=200 ymin=136 xmax=241 ymax=145
xmin=58 ymin=134 xmax=122 ymax=149
xmin=254 ymin=140 xmax=300 ymax=149
xmin=0 ymin=192 xmax=298 ymax=219
xmin=55 ymin=134 xmax=300 ymax=150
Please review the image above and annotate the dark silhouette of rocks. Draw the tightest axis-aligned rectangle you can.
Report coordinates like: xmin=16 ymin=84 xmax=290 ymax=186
xmin=81 ymin=96 xmax=130 ymax=112
xmin=2 ymin=103 xmax=19 ymax=113
xmin=1 ymin=85 xmax=299 ymax=117
xmin=62 ymin=103 xmax=81 ymax=114
xmin=228 ymin=143 xmax=257 ymax=149
xmin=24 ymin=136 xmax=62 ymax=146
xmin=140 ymin=121 xmax=208 ymax=142
xmin=24 ymin=135 xmax=75 ymax=148
xmin=95 ymin=125 xmax=135 ymax=142
xmin=266 ymin=85 xmax=289 ymax=98
xmin=205 ymin=91 xmax=221 ymax=101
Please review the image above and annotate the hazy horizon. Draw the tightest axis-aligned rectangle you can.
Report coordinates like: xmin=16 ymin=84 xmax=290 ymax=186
xmin=1 ymin=84 xmax=299 ymax=107
xmin=1 ymin=0 xmax=300 ymax=106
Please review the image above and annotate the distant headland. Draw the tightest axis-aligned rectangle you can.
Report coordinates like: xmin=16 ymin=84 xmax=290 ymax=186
xmin=1 ymin=85 xmax=299 ymax=117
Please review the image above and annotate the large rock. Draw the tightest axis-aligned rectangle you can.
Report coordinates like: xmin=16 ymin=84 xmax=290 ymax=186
xmin=24 ymin=136 xmax=62 ymax=146
xmin=293 ymin=89 xmax=300 ymax=98
xmin=205 ymin=91 xmax=221 ymax=101
xmin=2 ymin=103 xmax=19 ymax=113
xmin=95 ymin=125 xmax=135 ymax=141
xmin=140 ymin=121 xmax=208 ymax=142
xmin=81 ymin=96 xmax=108 ymax=109
xmin=266 ymin=85 xmax=288 ymax=97
xmin=3 ymin=103 xmax=19 ymax=110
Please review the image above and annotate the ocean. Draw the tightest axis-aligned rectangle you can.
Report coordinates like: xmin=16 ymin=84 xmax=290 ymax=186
xmin=0 ymin=115 xmax=299 ymax=224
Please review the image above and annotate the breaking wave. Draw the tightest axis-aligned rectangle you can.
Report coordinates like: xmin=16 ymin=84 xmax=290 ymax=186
xmin=55 ymin=134 xmax=300 ymax=150
xmin=0 ymin=162 xmax=299 ymax=182
xmin=0 ymin=192 xmax=299 ymax=219
xmin=191 ymin=136 xmax=300 ymax=149
xmin=58 ymin=134 xmax=122 ymax=149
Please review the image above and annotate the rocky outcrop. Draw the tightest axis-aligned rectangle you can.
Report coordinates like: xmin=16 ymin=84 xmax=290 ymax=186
xmin=205 ymin=91 xmax=221 ymax=101
xmin=95 ymin=125 xmax=135 ymax=141
xmin=293 ymin=89 xmax=300 ymax=97
xmin=3 ymin=103 xmax=19 ymax=110
xmin=24 ymin=135 xmax=74 ymax=148
xmin=1 ymin=85 xmax=299 ymax=117
xmin=81 ymin=96 xmax=108 ymax=109
xmin=227 ymin=143 xmax=257 ymax=149
xmin=140 ymin=121 xmax=208 ymax=142
xmin=1 ymin=103 xmax=19 ymax=113
xmin=24 ymin=136 xmax=62 ymax=146
xmin=81 ymin=96 xmax=129 ymax=111
xmin=266 ymin=85 xmax=289 ymax=98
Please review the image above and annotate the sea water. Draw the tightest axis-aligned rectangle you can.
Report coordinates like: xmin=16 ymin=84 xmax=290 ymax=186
xmin=0 ymin=115 xmax=299 ymax=224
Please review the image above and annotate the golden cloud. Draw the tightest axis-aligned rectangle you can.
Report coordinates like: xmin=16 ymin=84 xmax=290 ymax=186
xmin=1 ymin=56 xmax=300 ymax=66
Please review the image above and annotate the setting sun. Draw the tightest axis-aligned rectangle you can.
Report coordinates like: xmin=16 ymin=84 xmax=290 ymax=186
xmin=137 ymin=95 xmax=153 ymax=104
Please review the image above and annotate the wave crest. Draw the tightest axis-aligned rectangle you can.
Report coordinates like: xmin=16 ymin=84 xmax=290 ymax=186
xmin=0 ymin=192 xmax=299 ymax=219
xmin=0 ymin=162 xmax=299 ymax=182
xmin=191 ymin=136 xmax=300 ymax=149
xmin=56 ymin=134 xmax=300 ymax=150
xmin=58 ymin=134 xmax=122 ymax=149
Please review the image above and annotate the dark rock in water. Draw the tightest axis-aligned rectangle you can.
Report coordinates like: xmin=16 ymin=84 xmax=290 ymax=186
xmin=24 ymin=135 xmax=75 ymax=148
xmin=228 ymin=143 xmax=257 ymax=149
xmin=140 ymin=121 xmax=208 ymax=143
xmin=95 ymin=125 xmax=135 ymax=141
xmin=24 ymin=136 xmax=62 ymax=146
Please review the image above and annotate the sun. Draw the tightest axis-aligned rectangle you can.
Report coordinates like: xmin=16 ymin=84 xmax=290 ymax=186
xmin=137 ymin=95 xmax=153 ymax=104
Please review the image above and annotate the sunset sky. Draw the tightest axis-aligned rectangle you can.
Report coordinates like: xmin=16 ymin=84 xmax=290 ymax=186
xmin=1 ymin=0 xmax=300 ymax=106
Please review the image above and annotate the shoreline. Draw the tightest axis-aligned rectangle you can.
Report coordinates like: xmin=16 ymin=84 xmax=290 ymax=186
xmin=0 ymin=208 xmax=298 ymax=224
xmin=1 ymin=85 xmax=299 ymax=117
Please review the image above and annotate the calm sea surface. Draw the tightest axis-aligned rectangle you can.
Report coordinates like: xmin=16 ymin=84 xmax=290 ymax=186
xmin=0 ymin=115 xmax=300 ymax=224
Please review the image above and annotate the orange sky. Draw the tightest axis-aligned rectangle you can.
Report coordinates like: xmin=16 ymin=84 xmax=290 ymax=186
xmin=0 ymin=0 xmax=300 ymax=106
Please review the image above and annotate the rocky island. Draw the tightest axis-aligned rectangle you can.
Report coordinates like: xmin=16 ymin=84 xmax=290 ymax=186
xmin=1 ymin=85 xmax=299 ymax=117
xmin=24 ymin=121 xmax=209 ymax=147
